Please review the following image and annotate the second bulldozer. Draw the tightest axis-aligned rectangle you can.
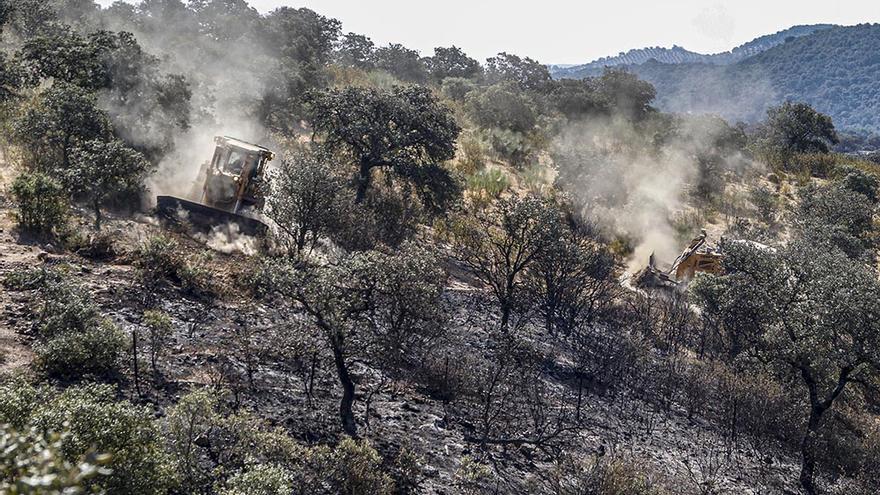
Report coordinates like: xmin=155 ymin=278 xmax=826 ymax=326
xmin=157 ymin=136 xmax=274 ymax=236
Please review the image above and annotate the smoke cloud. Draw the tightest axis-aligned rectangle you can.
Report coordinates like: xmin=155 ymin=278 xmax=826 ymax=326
xmin=553 ymin=112 xmax=755 ymax=272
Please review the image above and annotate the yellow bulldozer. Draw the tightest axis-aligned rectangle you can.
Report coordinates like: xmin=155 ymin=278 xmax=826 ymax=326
xmin=157 ymin=136 xmax=274 ymax=236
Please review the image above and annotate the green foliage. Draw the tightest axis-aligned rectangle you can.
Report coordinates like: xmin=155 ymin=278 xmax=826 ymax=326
xmin=839 ymin=167 xmax=879 ymax=203
xmin=455 ymin=133 xmax=488 ymax=174
xmin=748 ymin=184 xmax=777 ymax=223
xmin=36 ymin=320 xmax=127 ymax=378
xmin=335 ymin=32 xmax=376 ymax=70
xmin=426 ymin=46 xmax=482 ymax=82
xmin=540 ymin=455 xmax=668 ymax=495
xmin=466 ymin=83 xmax=538 ymax=135
xmin=0 ymin=51 xmax=22 ymax=102
xmin=306 ymin=84 xmax=461 ymax=209
xmin=265 ymin=147 xmax=347 ymax=254
xmin=761 ymin=102 xmax=838 ymax=163
xmin=451 ymin=194 xmax=563 ymax=331
xmin=794 ymin=183 xmax=875 ymax=259
xmin=441 ymin=76 xmax=477 ymax=102
xmin=256 ymin=6 xmax=341 ymax=133
xmin=11 ymin=171 xmax=68 ymax=235
xmin=485 ymin=52 xmax=550 ymax=92
xmin=690 ymin=238 xmax=880 ymax=493
xmin=67 ymin=138 xmax=152 ymax=228
xmin=13 ymin=82 xmax=111 ymax=171
xmin=264 ymin=245 xmax=447 ymax=434
xmin=167 ymin=389 xmax=395 ymax=494
xmin=143 ymin=309 xmax=172 ymax=375
xmin=4 ymin=266 xmax=127 ymax=378
xmin=321 ymin=437 xmax=394 ymax=495
xmin=373 ymin=43 xmax=427 ymax=83
xmin=221 ymin=464 xmax=294 ymax=495
xmin=0 ymin=423 xmax=111 ymax=495
xmin=466 ymin=168 xmax=510 ymax=199
xmin=0 ymin=382 xmax=176 ymax=495
xmin=528 ymin=225 xmax=618 ymax=334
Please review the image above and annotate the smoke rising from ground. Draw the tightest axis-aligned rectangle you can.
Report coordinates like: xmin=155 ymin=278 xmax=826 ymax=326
xmin=98 ymin=2 xmax=278 ymax=202
xmin=553 ymin=112 xmax=755 ymax=272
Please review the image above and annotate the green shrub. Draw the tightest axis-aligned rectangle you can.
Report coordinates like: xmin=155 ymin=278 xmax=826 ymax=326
xmin=143 ymin=310 xmax=172 ymax=375
xmin=30 ymin=384 xmax=177 ymax=494
xmin=167 ymin=389 xmax=395 ymax=494
xmin=36 ymin=320 xmax=127 ymax=378
xmin=322 ymin=438 xmax=395 ymax=495
xmin=749 ymin=184 xmax=778 ymax=223
xmin=35 ymin=275 xmax=100 ymax=340
xmin=466 ymin=168 xmax=510 ymax=199
xmin=221 ymin=464 xmax=294 ymax=495
xmin=6 ymin=267 xmax=127 ymax=378
xmin=539 ymin=455 xmax=668 ymax=495
xmin=456 ymin=134 xmax=488 ymax=175
xmin=11 ymin=171 xmax=67 ymax=235
xmin=0 ymin=381 xmax=176 ymax=495
xmin=0 ymin=423 xmax=112 ymax=494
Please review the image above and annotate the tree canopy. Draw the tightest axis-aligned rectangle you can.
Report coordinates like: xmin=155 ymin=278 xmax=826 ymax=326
xmin=306 ymin=85 xmax=460 ymax=207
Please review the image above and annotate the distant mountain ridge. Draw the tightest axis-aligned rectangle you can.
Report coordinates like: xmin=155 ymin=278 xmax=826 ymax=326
xmin=551 ymin=24 xmax=880 ymax=133
xmin=553 ymin=24 xmax=834 ymax=79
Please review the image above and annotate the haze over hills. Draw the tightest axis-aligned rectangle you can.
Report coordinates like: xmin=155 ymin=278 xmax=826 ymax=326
xmin=552 ymin=24 xmax=833 ymax=78
xmin=552 ymin=24 xmax=880 ymax=133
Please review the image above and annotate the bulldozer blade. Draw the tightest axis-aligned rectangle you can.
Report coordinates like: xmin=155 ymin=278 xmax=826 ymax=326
xmin=156 ymin=195 xmax=268 ymax=237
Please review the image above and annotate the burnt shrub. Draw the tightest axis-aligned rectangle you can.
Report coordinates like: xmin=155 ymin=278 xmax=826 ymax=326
xmin=135 ymin=234 xmax=211 ymax=296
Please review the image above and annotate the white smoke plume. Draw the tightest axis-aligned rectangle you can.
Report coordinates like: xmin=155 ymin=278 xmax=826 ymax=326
xmin=553 ymin=112 xmax=756 ymax=272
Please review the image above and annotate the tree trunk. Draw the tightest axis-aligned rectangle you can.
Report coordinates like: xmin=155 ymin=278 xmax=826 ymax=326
xmin=93 ymin=199 xmax=102 ymax=230
xmin=330 ymin=337 xmax=358 ymax=437
xmin=354 ymin=162 xmax=372 ymax=204
xmin=799 ymin=406 xmax=822 ymax=495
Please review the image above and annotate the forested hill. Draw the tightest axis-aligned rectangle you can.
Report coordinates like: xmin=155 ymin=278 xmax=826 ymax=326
xmin=552 ymin=24 xmax=832 ymax=79
xmin=631 ymin=24 xmax=880 ymax=132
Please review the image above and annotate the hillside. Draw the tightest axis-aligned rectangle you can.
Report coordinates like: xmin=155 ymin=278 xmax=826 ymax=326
xmin=3 ymin=2 xmax=880 ymax=495
xmin=552 ymin=24 xmax=832 ymax=79
xmin=554 ymin=24 xmax=880 ymax=133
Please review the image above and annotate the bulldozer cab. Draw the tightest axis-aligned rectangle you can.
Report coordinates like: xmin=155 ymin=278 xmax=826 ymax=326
xmin=202 ymin=136 xmax=274 ymax=214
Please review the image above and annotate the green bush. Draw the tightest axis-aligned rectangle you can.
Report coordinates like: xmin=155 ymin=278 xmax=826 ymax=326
xmin=5 ymin=267 xmax=127 ymax=378
xmin=466 ymin=168 xmax=510 ymax=199
xmin=0 ymin=423 xmax=112 ymax=495
xmin=143 ymin=310 xmax=172 ymax=375
xmin=11 ymin=171 xmax=67 ymax=235
xmin=539 ymin=455 xmax=669 ymax=495
xmin=167 ymin=389 xmax=395 ymax=494
xmin=36 ymin=320 xmax=127 ymax=378
xmin=34 ymin=274 xmax=100 ymax=340
xmin=0 ymin=381 xmax=176 ymax=495
xmin=221 ymin=464 xmax=294 ymax=495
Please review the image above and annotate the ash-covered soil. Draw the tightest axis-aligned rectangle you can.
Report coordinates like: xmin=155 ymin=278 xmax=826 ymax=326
xmin=0 ymin=209 xmax=807 ymax=494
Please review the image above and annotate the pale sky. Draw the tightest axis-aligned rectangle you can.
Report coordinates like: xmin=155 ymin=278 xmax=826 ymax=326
xmin=96 ymin=0 xmax=880 ymax=64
